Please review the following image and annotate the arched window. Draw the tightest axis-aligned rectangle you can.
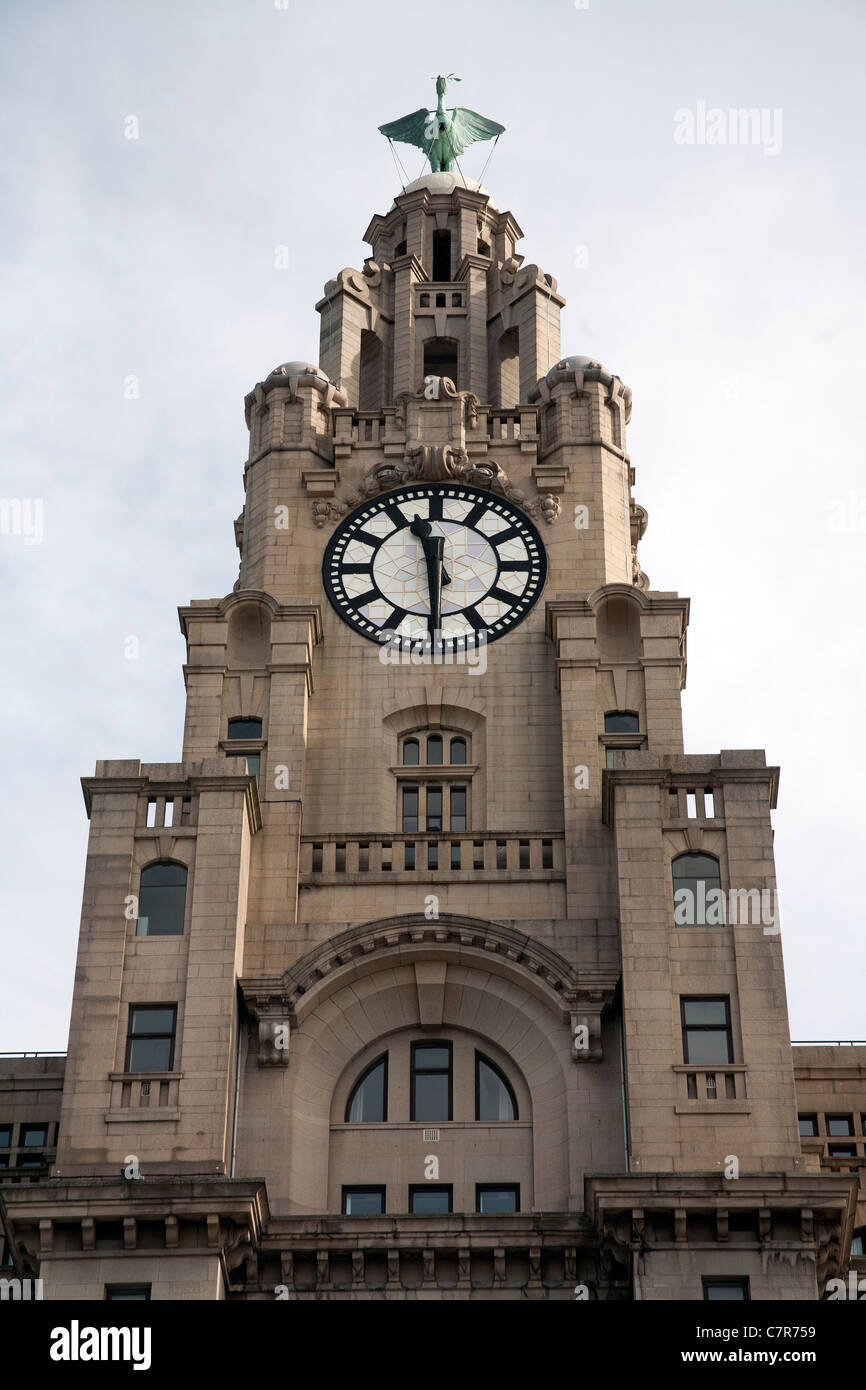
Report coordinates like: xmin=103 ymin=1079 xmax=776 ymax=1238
xmin=345 ymin=1054 xmax=388 ymax=1123
xmin=426 ymin=735 xmax=443 ymax=765
xmin=423 ymin=337 xmax=458 ymax=386
xmin=450 ymin=737 xmax=467 ymax=765
xmin=604 ymin=711 xmax=639 ymax=733
xmin=475 ymin=1053 xmax=518 ymax=1121
xmin=672 ymin=853 xmax=722 ymax=926
xmin=137 ymin=862 xmax=187 ymax=937
xmin=402 ymin=738 xmax=420 ymax=766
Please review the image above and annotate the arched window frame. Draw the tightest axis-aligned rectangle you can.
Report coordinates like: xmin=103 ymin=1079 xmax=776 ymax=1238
xmin=672 ymin=852 xmax=723 ymax=927
xmin=475 ymin=1051 xmax=518 ymax=1122
xmin=137 ymin=860 xmax=188 ymax=938
xmin=344 ymin=1052 xmax=389 ymax=1123
xmin=397 ymin=729 xmax=473 ymax=832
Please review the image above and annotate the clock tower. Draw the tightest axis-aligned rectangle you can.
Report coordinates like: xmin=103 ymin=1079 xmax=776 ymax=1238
xmin=10 ymin=111 xmax=856 ymax=1303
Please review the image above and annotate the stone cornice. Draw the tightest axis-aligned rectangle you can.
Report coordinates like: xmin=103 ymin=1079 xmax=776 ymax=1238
xmin=601 ymin=763 xmax=780 ymax=824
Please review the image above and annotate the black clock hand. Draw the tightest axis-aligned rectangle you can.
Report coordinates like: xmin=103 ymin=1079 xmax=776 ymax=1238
xmin=410 ymin=514 xmax=451 ymax=637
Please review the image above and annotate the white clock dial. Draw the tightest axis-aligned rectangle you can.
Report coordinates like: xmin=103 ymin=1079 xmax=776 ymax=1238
xmin=322 ymin=483 xmax=547 ymax=649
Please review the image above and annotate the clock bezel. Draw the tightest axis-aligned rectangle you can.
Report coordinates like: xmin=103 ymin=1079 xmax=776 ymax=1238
xmin=321 ymin=482 xmax=548 ymax=651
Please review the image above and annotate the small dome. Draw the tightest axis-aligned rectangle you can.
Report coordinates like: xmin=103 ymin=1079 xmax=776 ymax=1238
xmin=395 ymin=171 xmax=498 ymax=210
xmin=267 ymin=361 xmax=330 ymax=382
xmin=549 ymin=354 xmax=608 ymax=377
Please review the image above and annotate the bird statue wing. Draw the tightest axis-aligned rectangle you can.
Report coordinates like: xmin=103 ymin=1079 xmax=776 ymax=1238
xmin=447 ymin=107 xmax=505 ymax=157
xmin=378 ymin=108 xmax=434 ymax=153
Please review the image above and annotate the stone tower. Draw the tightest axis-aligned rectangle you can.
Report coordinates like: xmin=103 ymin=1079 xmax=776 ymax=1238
xmin=4 ymin=160 xmax=856 ymax=1302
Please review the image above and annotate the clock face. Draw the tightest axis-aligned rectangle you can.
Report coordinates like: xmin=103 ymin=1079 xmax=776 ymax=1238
xmin=322 ymin=483 xmax=547 ymax=651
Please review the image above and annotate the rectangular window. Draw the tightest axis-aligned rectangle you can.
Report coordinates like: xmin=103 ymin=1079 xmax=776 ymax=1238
xmin=402 ymin=786 xmax=419 ymax=832
xmin=798 ymin=1114 xmax=818 ymax=1137
xmin=518 ymin=840 xmax=530 ymax=869
xmin=335 ymin=842 xmax=346 ymax=872
xmin=0 ymin=1126 xmax=12 ymax=1148
xmin=105 ymin=1286 xmax=152 ymax=1300
xmin=828 ymin=1145 xmax=856 ymax=1158
xmin=427 ymin=842 xmax=438 ymax=870
xmin=450 ymin=842 xmax=461 ymax=870
xmin=409 ymin=1184 xmax=452 ymax=1215
xmin=681 ymin=998 xmax=733 ymax=1065
xmin=404 ymin=842 xmax=415 ymax=870
xmin=411 ymin=1042 xmax=453 ymax=1122
xmin=125 ymin=1006 xmax=177 ymax=1073
xmin=826 ymin=1115 xmax=854 ymax=1137
xmin=542 ymin=839 xmax=553 ymax=869
xmin=21 ymin=1125 xmax=48 ymax=1148
xmin=426 ymin=786 xmax=443 ymax=831
xmin=703 ymin=1279 xmax=749 ymax=1301
xmin=476 ymin=1184 xmax=520 ymax=1214
xmin=245 ymin=753 xmax=261 ymax=783
xmin=450 ymin=786 xmax=467 ymax=831
xmin=342 ymin=1186 xmax=385 ymax=1215
xmin=473 ymin=841 xmax=484 ymax=869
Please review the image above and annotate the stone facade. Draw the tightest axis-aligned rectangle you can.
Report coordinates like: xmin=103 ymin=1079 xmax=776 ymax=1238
xmin=1 ymin=169 xmax=861 ymax=1301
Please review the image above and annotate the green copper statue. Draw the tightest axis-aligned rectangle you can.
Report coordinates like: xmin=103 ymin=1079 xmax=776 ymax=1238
xmin=379 ymin=75 xmax=504 ymax=173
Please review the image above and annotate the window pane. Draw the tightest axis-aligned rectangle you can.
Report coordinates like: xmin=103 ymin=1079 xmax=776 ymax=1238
xmin=798 ymin=1115 xmax=817 ymax=1137
xmin=673 ymin=853 xmax=721 ymax=886
xmin=704 ymin=1282 xmax=747 ymax=1301
xmin=402 ymin=787 xmax=419 ymax=832
xmin=682 ymin=999 xmax=728 ymax=1026
xmin=827 ymin=1116 xmax=853 ymax=1136
xmin=426 ymin=787 xmax=442 ymax=830
xmin=450 ymin=738 xmax=467 ymax=764
xmin=106 ymin=1287 xmax=151 ymax=1300
xmin=0 ymin=1127 xmax=11 ymax=1148
xmin=343 ymin=1189 xmax=384 ymax=1215
xmin=402 ymin=739 xmax=419 ymax=766
xmin=685 ymin=1030 xmax=732 ymax=1064
xmin=477 ymin=1186 xmax=518 ymax=1213
xmin=21 ymin=1126 xmax=48 ymax=1147
xmin=450 ymin=787 xmax=466 ymax=831
xmin=228 ymin=718 xmax=262 ymax=739
xmin=477 ymin=1058 xmax=516 ymax=1121
xmin=852 ymin=1232 xmax=865 ymax=1256
xmin=604 ymin=712 xmax=639 ymax=733
xmin=347 ymin=1058 xmax=387 ymax=1122
xmin=414 ymin=1046 xmax=450 ymax=1070
xmin=138 ymin=863 xmax=186 ymax=937
xmin=410 ymin=1187 xmax=452 ymax=1214
xmin=246 ymin=754 xmax=260 ymax=782
xmin=127 ymin=1037 xmax=173 ymax=1072
xmin=130 ymin=1007 xmax=175 ymax=1035
xmin=426 ymin=735 xmax=443 ymax=765
xmin=413 ymin=1074 xmax=449 ymax=1122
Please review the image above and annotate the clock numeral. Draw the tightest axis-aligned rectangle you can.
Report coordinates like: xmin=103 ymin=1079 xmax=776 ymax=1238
xmin=341 ymin=563 xmax=373 ymax=574
xmin=348 ymin=589 xmax=380 ymax=610
xmin=462 ymin=606 xmax=487 ymax=632
xmin=427 ymin=493 xmax=443 ymax=521
xmin=489 ymin=586 xmax=521 ymax=605
xmin=352 ymin=529 xmax=381 ymax=549
xmin=498 ymin=560 xmax=530 ymax=571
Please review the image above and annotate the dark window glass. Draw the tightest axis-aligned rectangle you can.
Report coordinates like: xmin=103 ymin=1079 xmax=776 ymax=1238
xmin=228 ymin=718 xmax=262 ymax=739
xmin=851 ymin=1229 xmax=865 ymax=1257
xmin=21 ymin=1125 xmax=48 ymax=1148
xmin=604 ymin=712 xmax=639 ymax=733
xmin=245 ymin=753 xmax=260 ymax=783
xmin=450 ymin=787 xmax=467 ymax=831
xmin=828 ymin=1145 xmax=856 ymax=1157
xmin=409 ymin=1185 xmax=452 ymax=1214
xmin=827 ymin=1115 xmax=854 ymax=1137
xmin=17 ymin=1155 xmax=43 ymax=1169
xmin=703 ymin=1279 xmax=749 ymax=1301
xmin=798 ymin=1115 xmax=818 ymax=1137
xmin=672 ymin=853 xmax=722 ymax=926
xmin=476 ymin=1055 xmax=517 ymax=1121
xmin=681 ymin=998 xmax=732 ymax=1065
xmin=476 ymin=1184 xmax=519 ymax=1213
xmin=423 ymin=338 xmax=458 ymax=384
xmin=106 ymin=1286 xmax=151 ymax=1300
xmin=426 ymin=786 xmax=443 ymax=831
xmin=411 ymin=1043 xmax=452 ymax=1122
xmin=342 ymin=1187 xmax=385 ymax=1215
xmin=402 ymin=738 xmax=420 ymax=766
xmin=126 ymin=1006 xmax=176 ymax=1073
xmin=450 ymin=737 xmax=467 ymax=764
xmin=137 ymin=861 xmax=187 ymax=937
xmin=0 ymin=1126 xmax=12 ymax=1148
xmin=432 ymin=229 xmax=451 ymax=281
xmin=346 ymin=1055 xmax=388 ymax=1123
xmin=402 ymin=786 xmax=419 ymax=832
xmin=426 ymin=735 xmax=443 ymax=765
xmin=404 ymin=842 xmax=415 ymax=870
xmin=435 ymin=292 xmax=446 ymax=308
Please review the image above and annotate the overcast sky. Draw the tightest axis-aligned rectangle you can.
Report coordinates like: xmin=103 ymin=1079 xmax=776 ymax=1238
xmin=1 ymin=0 xmax=864 ymax=1050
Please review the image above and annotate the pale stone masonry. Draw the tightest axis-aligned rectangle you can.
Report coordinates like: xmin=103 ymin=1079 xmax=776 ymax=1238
xmin=1 ymin=168 xmax=862 ymax=1300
